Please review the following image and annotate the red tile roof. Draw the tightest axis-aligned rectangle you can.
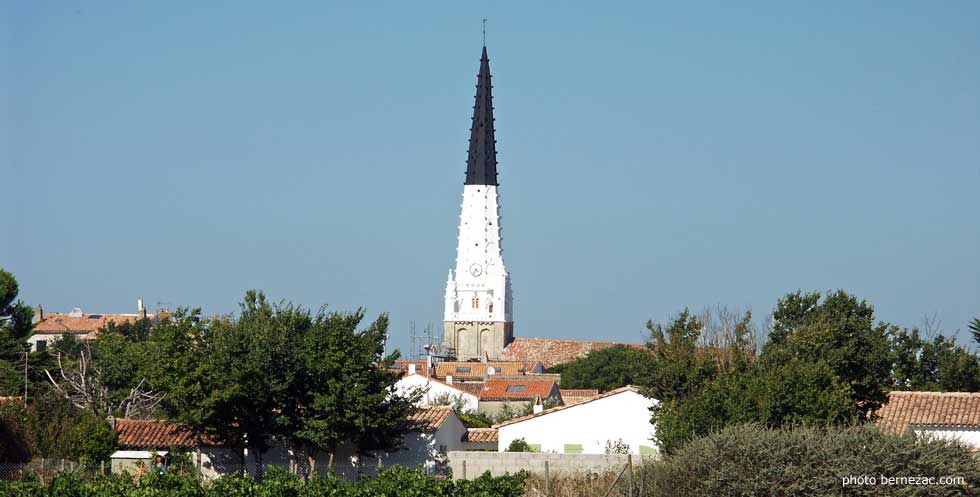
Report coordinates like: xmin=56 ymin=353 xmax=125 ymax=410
xmin=403 ymin=405 xmax=455 ymax=433
xmin=114 ymin=419 xmax=214 ymax=449
xmin=479 ymin=378 xmax=559 ymax=401
xmin=560 ymin=389 xmax=599 ymax=405
xmin=34 ymin=312 xmax=154 ymax=338
xmin=493 ymin=386 xmax=642 ymax=428
xmin=463 ymin=428 xmax=498 ymax=443
xmin=405 ymin=373 xmax=480 ymax=398
xmin=391 ymin=360 xmax=430 ymax=377
xmin=877 ymin=391 xmax=980 ymax=432
xmin=501 ymin=337 xmax=645 ymax=368
xmin=453 ymin=382 xmax=486 ymax=396
xmin=436 ymin=361 xmax=527 ymax=379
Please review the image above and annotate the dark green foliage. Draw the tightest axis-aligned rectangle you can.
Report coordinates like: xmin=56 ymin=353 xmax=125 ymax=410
xmin=765 ymin=290 xmax=892 ymax=420
xmin=0 ymin=268 xmax=40 ymax=396
xmin=545 ymin=344 xmax=654 ymax=392
xmin=0 ymin=392 xmax=117 ymax=463
xmin=647 ymin=423 xmax=980 ymax=496
xmin=970 ymin=318 xmax=980 ymax=347
xmin=0 ymin=467 xmax=526 ymax=497
xmin=891 ymin=326 xmax=980 ymax=391
xmin=146 ymin=291 xmax=418 ymax=473
xmin=505 ymin=437 xmax=533 ymax=452
xmin=650 ymin=292 xmax=917 ymax=452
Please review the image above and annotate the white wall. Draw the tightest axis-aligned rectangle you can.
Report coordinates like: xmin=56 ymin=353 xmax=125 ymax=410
xmin=497 ymin=390 xmax=658 ymax=455
xmin=396 ymin=374 xmax=479 ymax=413
xmin=179 ymin=415 xmax=470 ymax=480
xmin=913 ymin=425 xmax=980 ymax=449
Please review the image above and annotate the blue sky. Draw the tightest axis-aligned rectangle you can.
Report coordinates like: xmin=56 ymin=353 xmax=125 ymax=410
xmin=3 ymin=2 xmax=979 ymax=357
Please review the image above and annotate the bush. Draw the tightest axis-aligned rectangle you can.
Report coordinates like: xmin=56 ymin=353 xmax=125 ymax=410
xmin=647 ymin=423 xmax=980 ymax=496
xmin=505 ymin=438 xmax=533 ymax=452
xmin=0 ymin=466 xmax=525 ymax=497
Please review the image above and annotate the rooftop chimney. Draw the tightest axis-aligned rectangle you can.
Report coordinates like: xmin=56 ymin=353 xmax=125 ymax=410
xmin=446 ymin=375 xmax=453 ymax=385
xmin=408 ymin=364 xmax=416 ymax=375
xmin=533 ymin=398 xmax=544 ymax=414
xmin=137 ymin=299 xmax=146 ymax=319
xmin=33 ymin=305 xmax=43 ymax=324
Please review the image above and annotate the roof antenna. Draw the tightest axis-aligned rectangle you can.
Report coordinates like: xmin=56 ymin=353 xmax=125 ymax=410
xmin=482 ymin=18 xmax=487 ymax=46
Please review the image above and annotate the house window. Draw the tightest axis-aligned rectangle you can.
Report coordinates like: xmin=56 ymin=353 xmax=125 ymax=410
xmin=505 ymin=385 xmax=526 ymax=393
xmin=438 ymin=445 xmax=448 ymax=454
xmin=563 ymin=444 xmax=583 ymax=454
xmin=472 ymin=296 xmax=480 ymax=309
xmin=35 ymin=340 xmax=47 ymax=352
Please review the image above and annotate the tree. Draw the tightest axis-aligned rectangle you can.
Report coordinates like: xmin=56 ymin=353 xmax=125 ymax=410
xmin=42 ymin=327 xmax=163 ymax=419
xmin=291 ymin=307 xmax=418 ymax=470
xmin=146 ymin=308 xmax=242 ymax=462
xmin=546 ymin=345 xmax=655 ymax=392
xmin=971 ymin=318 xmax=980 ymax=347
xmin=764 ymin=290 xmax=892 ymax=420
xmin=0 ymin=269 xmax=35 ymax=395
xmin=146 ymin=291 xmax=419 ymax=478
xmin=646 ymin=309 xmax=717 ymax=401
xmin=0 ymin=390 xmax=116 ymax=462
xmin=890 ymin=327 xmax=980 ymax=391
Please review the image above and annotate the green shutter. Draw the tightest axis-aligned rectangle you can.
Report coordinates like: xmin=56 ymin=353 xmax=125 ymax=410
xmin=639 ymin=445 xmax=657 ymax=455
xmin=563 ymin=444 xmax=583 ymax=454
xmin=528 ymin=444 xmax=542 ymax=453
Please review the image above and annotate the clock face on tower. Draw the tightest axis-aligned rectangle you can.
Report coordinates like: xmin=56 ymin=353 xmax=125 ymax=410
xmin=469 ymin=263 xmax=483 ymax=277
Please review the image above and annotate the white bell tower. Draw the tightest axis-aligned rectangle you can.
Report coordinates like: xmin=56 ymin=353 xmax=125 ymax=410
xmin=443 ymin=45 xmax=514 ymax=361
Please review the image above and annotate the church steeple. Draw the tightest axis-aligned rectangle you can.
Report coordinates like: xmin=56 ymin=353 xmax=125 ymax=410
xmin=444 ymin=44 xmax=514 ymax=361
xmin=465 ymin=46 xmax=498 ymax=186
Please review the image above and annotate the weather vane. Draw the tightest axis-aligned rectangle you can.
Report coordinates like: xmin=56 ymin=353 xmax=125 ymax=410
xmin=482 ymin=18 xmax=487 ymax=45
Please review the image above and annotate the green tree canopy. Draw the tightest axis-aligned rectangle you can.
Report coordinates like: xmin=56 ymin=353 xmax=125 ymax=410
xmin=0 ymin=269 xmax=35 ymax=395
xmin=546 ymin=344 xmax=655 ymax=392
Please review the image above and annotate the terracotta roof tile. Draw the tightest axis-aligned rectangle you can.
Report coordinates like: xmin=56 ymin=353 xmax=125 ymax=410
xmin=560 ymin=389 xmax=599 ymax=405
xmin=453 ymin=382 xmax=486 ymax=396
xmin=391 ymin=360 xmax=430 ymax=377
xmin=479 ymin=378 xmax=558 ymax=401
xmin=463 ymin=428 xmax=498 ymax=443
xmin=501 ymin=337 xmax=644 ymax=368
xmin=436 ymin=361 xmax=526 ymax=380
xmin=34 ymin=313 xmax=154 ymax=337
xmin=403 ymin=405 xmax=454 ymax=432
xmin=114 ymin=419 xmax=213 ymax=449
xmin=493 ymin=386 xmax=642 ymax=428
xmin=877 ymin=391 xmax=980 ymax=433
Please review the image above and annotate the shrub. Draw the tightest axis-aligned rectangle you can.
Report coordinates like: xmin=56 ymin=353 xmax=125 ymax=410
xmin=0 ymin=466 xmax=525 ymax=497
xmin=647 ymin=423 xmax=980 ymax=496
xmin=505 ymin=438 xmax=533 ymax=452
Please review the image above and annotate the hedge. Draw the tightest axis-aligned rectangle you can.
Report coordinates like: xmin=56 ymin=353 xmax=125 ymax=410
xmin=0 ymin=466 xmax=527 ymax=497
xmin=646 ymin=423 xmax=980 ymax=496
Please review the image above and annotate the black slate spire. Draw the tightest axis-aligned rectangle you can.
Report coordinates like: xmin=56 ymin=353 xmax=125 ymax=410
xmin=465 ymin=46 xmax=498 ymax=186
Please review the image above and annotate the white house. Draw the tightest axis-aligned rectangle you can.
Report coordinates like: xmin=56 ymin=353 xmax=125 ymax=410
xmin=396 ymin=372 xmax=480 ymax=413
xmin=112 ymin=406 xmax=468 ymax=479
xmin=493 ymin=386 xmax=658 ymax=455
xmin=877 ymin=391 xmax=980 ymax=450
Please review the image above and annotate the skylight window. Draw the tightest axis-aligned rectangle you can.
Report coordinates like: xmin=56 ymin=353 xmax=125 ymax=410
xmin=456 ymin=367 xmax=471 ymax=373
xmin=506 ymin=385 xmax=527 ymax=393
